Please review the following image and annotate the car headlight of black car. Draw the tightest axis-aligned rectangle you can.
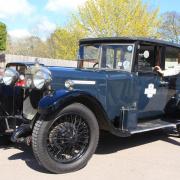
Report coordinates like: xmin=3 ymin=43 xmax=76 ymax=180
xmin=33 ymin=67 xmax=52 ymax=89
xmin=3 ymin=68 xmax=19 ymax=86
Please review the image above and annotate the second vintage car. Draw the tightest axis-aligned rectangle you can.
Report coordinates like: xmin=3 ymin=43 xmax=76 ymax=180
xmin=0 ymin=37 xmax=180 ymax=173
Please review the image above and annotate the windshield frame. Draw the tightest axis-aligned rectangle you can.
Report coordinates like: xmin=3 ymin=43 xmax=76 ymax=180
xmin=78 ymin=43 xmax=135 ymax=72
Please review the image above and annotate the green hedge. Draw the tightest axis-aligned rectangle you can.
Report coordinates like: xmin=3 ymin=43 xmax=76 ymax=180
xmin=0 ymin=22 xmax=7 ymax=51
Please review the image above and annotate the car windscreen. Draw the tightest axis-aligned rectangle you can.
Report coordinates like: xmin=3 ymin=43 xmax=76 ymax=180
xmin=6 ymin=64 xmax=27 ymax=75
xmin=78 ymin=45 xmax=101 ymax=69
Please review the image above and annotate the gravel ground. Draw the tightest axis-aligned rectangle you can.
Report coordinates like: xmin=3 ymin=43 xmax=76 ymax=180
xmin=0 ymin=131 xmax=180 ymax=180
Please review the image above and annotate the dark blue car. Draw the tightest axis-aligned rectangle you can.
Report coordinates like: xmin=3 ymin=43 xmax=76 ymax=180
xmin=0 ymin=37 xmax=180 ymax=173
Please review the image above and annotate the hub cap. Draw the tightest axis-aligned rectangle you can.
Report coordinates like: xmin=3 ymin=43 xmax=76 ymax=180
xmin=47 ymin=114 xmax=90 ymax=163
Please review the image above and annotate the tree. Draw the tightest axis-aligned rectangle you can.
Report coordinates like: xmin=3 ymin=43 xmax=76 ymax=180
xmin=72 ymin=0 xmax=160 ymax=37
xmin=159 ymin=11 xmax=180 ymax=43
xmin=0 ymin=22 xmax=7 ymax=51
xmin=47 ymin=26 xmax=86 ymax=60
xmin=7 ymin=0 xmax=161 ymax=60
xmin=6 ymin=36 xmax=50 ymax=58
xmin=48 ymin=0 xmax=160 ymax=60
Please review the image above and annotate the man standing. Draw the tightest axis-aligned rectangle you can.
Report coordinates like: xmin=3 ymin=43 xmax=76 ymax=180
xmin=155 ymin=53 xmax=180 ymax=76
xmin=155 ymin=52 xmax=180 ymax=118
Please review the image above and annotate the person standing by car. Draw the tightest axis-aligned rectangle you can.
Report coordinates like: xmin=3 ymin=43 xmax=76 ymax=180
xmin=154 ymin=52 xmax=180 ymax=77
xmin=154 ymin=52 xmax=180 ymax=117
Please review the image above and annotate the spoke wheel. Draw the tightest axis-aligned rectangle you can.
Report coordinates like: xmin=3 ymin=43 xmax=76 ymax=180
xmin=32 ymin=103 xmax=99 ymax=174
xmin=47 ymin=114 xmax=90 ymax=163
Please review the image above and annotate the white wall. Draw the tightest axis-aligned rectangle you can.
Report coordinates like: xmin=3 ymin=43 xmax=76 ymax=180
xmin=5 ymin=54 xmax=77 ymax=67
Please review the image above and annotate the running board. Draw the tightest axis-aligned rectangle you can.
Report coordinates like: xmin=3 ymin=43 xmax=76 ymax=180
xmin=130 ymin=119 xmax=177 ymax=135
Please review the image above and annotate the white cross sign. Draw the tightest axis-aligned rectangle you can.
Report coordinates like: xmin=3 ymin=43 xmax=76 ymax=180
xmin=144 ymin=84 xmax=157 ymax=98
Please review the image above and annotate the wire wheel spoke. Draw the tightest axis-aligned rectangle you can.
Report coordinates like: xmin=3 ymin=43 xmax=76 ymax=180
xmin=47 ymin=113 xmax=90 ymax=163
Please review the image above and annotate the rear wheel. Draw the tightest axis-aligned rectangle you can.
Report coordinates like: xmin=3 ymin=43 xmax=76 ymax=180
xmin=32 ymin=103 xmax=99 ymax=173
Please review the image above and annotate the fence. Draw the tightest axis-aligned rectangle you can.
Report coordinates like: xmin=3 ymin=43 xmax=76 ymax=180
xmin=5 ymin=54 xmax=77 ymax=67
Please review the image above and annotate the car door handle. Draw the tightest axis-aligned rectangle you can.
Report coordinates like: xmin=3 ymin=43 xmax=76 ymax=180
xmin=159 ymin=80 xmax=169 ymax=86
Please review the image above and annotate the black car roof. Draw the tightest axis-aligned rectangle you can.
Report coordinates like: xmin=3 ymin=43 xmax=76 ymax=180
xmin=79 ymin=37 xmax=180 ymax=48
xmin=6 ymin=62 xmax=44 ymax=67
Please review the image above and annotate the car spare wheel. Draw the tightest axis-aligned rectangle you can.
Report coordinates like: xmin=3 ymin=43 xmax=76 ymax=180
xmin=32 ymin=103 xmax=99 ymax=174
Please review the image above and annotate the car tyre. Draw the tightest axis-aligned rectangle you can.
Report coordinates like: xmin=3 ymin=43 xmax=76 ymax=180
xmin=32 ymin=103 xmax=99 ymax=174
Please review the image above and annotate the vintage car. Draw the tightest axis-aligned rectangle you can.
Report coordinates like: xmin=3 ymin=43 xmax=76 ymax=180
xmin=0 ymin=37 xmax=180 ymax=173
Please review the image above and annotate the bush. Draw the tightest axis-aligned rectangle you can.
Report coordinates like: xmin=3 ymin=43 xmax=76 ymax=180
xmin=0 ymin=22 xmax=7 ymax=51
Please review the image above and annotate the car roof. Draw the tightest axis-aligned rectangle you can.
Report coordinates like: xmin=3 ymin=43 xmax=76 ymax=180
xmin=6 ymin=62 xmax=44 ymax=67
xmin=79 ymin=37 xmax=180 ymax=49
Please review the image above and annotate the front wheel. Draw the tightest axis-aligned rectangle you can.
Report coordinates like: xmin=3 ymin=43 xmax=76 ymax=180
xmin=32 ymin=103 xmax=99 ymax=173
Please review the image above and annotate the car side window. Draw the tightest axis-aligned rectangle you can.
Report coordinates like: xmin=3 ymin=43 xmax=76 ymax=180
xmin=106 ymin=48 xmax=114 ymax=69
xmin=165 ymin=47 xmax=180 ymax=70
xmin=102 ymin=44 xmax=134 ymax=71
xmin=138 ymin=45 xmax=155 ymax=72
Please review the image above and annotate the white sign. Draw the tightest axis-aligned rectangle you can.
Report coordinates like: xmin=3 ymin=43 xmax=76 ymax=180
xmin=127 ymin=46 xmax=133 ymax=52
xmin=144 ymin=84 xmax=157 ymax=98
xmin=123 ymin=61 xmax=130 ymax=70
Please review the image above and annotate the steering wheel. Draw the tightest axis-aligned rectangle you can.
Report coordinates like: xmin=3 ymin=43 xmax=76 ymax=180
xmin=93 ymin=62 xmax=99 ymax=69
xmin=93 ymin=62 xmax=111 ymax=69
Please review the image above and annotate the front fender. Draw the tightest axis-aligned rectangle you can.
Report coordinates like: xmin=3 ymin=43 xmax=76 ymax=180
xmin=38 ymin=89 xmax=131 ymax=137
xmin=38 ymin=89 xmax=98 ymax=115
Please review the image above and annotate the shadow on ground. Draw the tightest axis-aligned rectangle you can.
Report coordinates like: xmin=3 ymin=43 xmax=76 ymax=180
xmin=96 ymin=130 xmax=180 ymax=154
xmin=0 ymin=130 xmax=179 ymax=174
xmin=0 ymin=138 xmax=48 ymax=173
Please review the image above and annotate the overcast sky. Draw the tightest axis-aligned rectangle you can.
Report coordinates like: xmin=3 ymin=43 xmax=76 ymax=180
xmin=0 ymin=0 xmax=179 ymax=40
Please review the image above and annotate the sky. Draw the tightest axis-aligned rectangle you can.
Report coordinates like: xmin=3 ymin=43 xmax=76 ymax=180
xmin=0 ymin=0 xmax=180 ymax=40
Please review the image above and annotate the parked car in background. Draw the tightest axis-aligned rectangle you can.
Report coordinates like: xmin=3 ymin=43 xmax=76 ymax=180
xmin=0 ymin=37 xmax=180 ymax=173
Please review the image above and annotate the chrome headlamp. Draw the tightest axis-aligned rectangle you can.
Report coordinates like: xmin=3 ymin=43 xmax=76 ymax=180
xmin=3 ymin=68 xmax=19 ymax=86
xmin=33 ymin=67 xmax=52 ymax=89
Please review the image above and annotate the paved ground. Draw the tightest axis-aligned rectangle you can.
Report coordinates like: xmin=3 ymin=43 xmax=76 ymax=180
xmin=0 ymin=131 xmax=180 ymax=180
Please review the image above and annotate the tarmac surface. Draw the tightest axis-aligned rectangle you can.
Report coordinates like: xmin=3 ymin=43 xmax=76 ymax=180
xmin=0 ymin=131 xmax=180 ymax=180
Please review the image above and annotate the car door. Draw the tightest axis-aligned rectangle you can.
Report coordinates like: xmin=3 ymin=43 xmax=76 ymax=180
xmin=102 ymin=44 xmax=137 ymax=120
xmin=162 ymin=46 xmax=180 ymax=115
xmin=136 ymin=45 xmax=171 ymax=119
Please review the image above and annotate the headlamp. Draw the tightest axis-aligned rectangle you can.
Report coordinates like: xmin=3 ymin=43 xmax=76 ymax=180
xmin=33 ymin=68 xmax=52 ymax=89
xmin=3 ymin=68 xmax=19 ymax=86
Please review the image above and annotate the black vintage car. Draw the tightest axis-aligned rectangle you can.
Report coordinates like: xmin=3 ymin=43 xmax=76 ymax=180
xmin=0 ymin=37 xmax=180 ymax=173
